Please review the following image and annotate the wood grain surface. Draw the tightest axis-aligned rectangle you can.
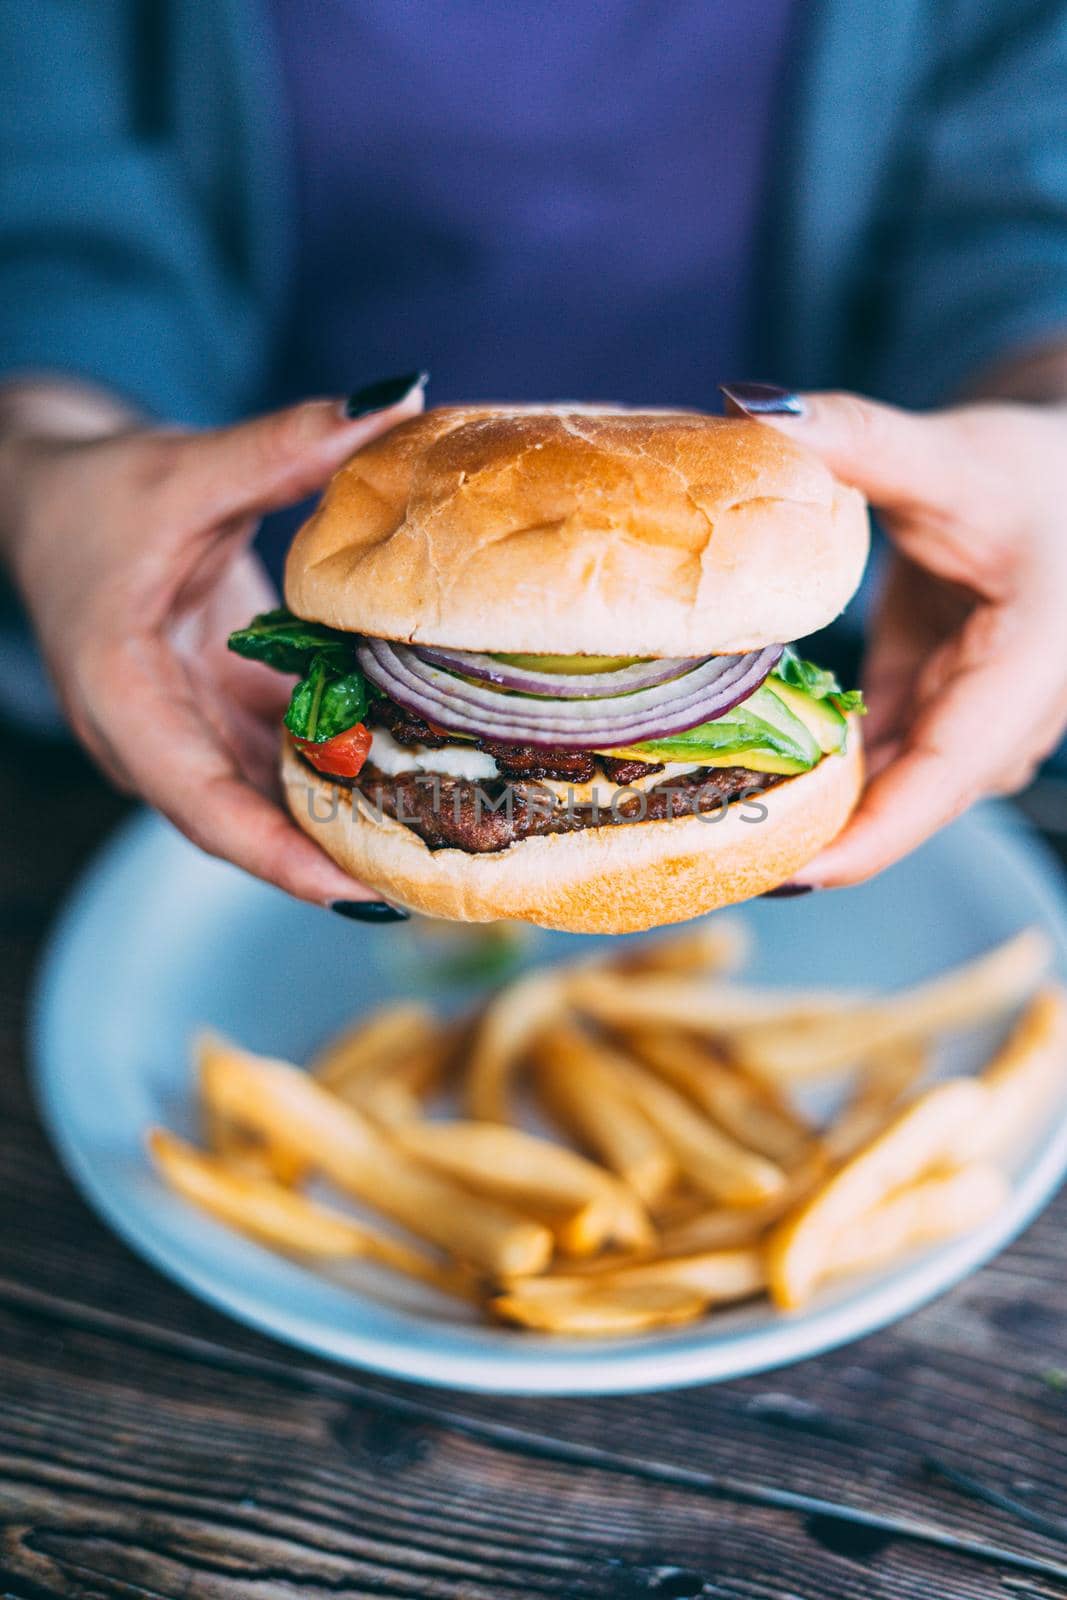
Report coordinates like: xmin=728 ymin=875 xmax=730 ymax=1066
xmin=1 ymin=734 xmax=1066 ymax=1600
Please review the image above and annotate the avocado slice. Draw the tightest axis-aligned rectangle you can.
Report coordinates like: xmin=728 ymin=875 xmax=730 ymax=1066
xmin=742 ymin=686 xmax=823 ymax=764
xmin=768 ymin=678 xmax=848 ymax=754
xmin=616 ymin=685 xmax=820 ymax=775
xmin=683 ymin=746 xmax=812 ymax=776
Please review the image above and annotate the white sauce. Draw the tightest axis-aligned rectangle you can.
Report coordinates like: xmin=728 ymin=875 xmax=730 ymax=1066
xmin=369 ymin=726 xmax=501 ymax=781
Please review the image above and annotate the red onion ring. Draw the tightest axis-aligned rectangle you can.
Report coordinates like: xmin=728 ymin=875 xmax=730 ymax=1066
xmin=359 ymin=639 xmax=783 ymax=749
xmin=411 ymin=644 xmax=705 ymax=699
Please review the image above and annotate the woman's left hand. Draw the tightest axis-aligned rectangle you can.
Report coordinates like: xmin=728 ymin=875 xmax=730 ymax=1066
xmin=0 ymin=387 xmax=424 ymax=906
xmin=755 ymin=392 xmax=1067 ymax=887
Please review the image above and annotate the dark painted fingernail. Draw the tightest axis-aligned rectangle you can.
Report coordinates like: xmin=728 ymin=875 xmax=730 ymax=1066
xmin=331 ymin=900 xmax=411 ymax=922
xmin=761 ymin=882 xmax=814 ymax=899
xmin=344 ymin=371 xmax=428 ymax=418
xmin=720 ymin=382 xmax=805 ymax=418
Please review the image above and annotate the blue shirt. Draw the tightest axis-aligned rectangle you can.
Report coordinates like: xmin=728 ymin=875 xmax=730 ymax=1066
xmin=267 ymin=0 xmax=797 ymax=409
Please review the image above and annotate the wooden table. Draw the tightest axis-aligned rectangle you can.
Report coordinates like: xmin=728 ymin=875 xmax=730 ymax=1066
xmin=2 ymin=735 xmax=1066 ymax=1600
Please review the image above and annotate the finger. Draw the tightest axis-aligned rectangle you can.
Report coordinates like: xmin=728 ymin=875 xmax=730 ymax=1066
xmin=96 ymin=642 xmax=380 ymax=906
xmin=860 ymin=626 xmax=921 ymax=753
xmin=990 ymin=754 xmax=1043 ymax=797
xmin=858 ymin=558 xmax=959 ymax=751
xmin=191 ymin=653 xmax=289 ymax=794
xmin=750 ymin=392 xmax=1028 ymax=595
xmin=174 ymin=551 xmax=293 ymax=726
xmin=179 ymin=375 xmax=427 ymax=527
xmin=861 ymin=737 xmax=903 ymax=784
xmin=177 ymin=767 xmax=378 ymax=908
xmin=750 ymin=391 xmax=979 ymax=517
xmin=799 ymin=605 xmax=1067 ymax=887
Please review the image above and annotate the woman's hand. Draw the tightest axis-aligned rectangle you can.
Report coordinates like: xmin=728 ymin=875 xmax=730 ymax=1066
xmin=0 ymin=382 xmax=424 ymax=906
xmin=739 ymin=390 xmax=1067 ymax=886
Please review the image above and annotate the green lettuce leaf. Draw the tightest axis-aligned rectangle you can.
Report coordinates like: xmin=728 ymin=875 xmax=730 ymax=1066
xmin=773 ymin=647 xmax=866 ymax=715
xmin=227 ymin=607 xmax=352 ymax=676
xmin=229 ymin=607 xmax=372 ymax=744
xmin=283 ymin=653 xmax=372 ymax=742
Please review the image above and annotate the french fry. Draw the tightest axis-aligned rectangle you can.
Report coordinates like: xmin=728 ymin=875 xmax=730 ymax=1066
xmin=827 ymin=1165 xmax=1010 ymax=1282
xmin=531 ymin=1021 xmax=676 ymax=1206
xmin=491 ymin=1279 xmax=707 ymax=1334
xmin=951 ymin=985 xmax=1067 ymax=1162
xmin=203 ymin=1090 xmax=310 ymax=1185
xmin=647 ymin=1187 xmax=708 ymax=1227
xmin=766 ymin=1077 xmax=989 ymax=1308
xmin=495 ymin=1246 xmax=763 ymax=1333
xmin=881 ymin=926 xmax=1052 ymax=1035
xmin=734 ymin=928 xmax=1053 ymax=1083
xmin=393 ymin=1121 xmax=602 ymax=1216
xmin=197 ymin=1034 xmax=553 ymax=1277
xmin=464 ymin=968 xmax=568 ymax=1122
xmin=391 ymin=1120 xmax=654 ymax=1253
xmin=152 ymin=912 xmax=1055 ymax=1344
xmin=569 ymin=970 xmax=854 ymax=1036
xmin=622 ymin=1027 xmax=810 ymax=1165
xmin=216 ymin=1138 xmax=308 ymax=1188
xmin=359 ymin=1023 xmax=462 ymax=1127
xmin=657 ymin=1157 xmax=829 ymax=1255
xmin=608 ymin=919 xmax=751 ymax=979
xmin=548 ymin=1189 xmax=653 ymax=1258
xmin=821 ymin=1040 xmax=928 ymax=1165
xmin=543 ymin=1245 xmax=765 ymax=1300
xmin=312 ymin=1002 xmax=436 ymax=1096
xmin=657 ymin=1205 xmax=776 ymax=1255
xmin=203 ymin=1103 xmax=259 ymax=1162
xmin=261 ymin=1143 xmax=310 ymax=1186
xmin=148 ymin=1129 xmax=471 ymax=1296
xmin=359 ymin=1078 xmax=424 ymax=1128
xmin=600 ymin=1246 xmax=765 ymax=1302
xmin=584 ymin=1046 xmax=787 ymax=1206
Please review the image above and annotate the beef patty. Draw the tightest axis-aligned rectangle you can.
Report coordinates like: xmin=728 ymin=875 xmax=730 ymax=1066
xmin=315 ymin=758 xmax=785 ymax=854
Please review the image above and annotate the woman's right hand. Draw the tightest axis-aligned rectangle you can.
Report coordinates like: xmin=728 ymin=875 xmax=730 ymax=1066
xmin=0 ymin=380 xmax=424 ymax=906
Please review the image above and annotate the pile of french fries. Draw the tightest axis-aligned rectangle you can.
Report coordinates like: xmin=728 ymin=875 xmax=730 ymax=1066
xmin=148 ymin=919 xmax=1067 ymax=1336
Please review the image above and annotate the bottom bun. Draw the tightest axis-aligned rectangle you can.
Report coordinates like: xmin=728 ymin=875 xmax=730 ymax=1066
xmin=282 ymin=726 xmax=863 ymax=935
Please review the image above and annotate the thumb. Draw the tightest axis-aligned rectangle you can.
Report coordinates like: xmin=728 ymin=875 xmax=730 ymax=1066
xmin=723 ymin=386 xmax=978 ymax=524
xmin=181 ymin=373 xmax=427 ymax=526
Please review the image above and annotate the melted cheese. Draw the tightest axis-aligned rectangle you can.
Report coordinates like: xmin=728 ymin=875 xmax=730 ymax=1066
xmin=535 ymin=763 xmax=704 ymax=807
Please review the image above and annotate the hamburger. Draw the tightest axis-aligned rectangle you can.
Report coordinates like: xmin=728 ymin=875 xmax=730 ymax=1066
xmin=229 ymin=406 xmax=869 ymax=933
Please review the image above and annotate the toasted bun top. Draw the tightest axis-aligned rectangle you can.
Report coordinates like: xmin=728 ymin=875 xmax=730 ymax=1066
xmin=285 ymin=406 xmax=869 ymax=655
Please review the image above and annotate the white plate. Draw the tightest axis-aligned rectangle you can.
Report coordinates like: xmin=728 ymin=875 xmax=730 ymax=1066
xmin=31 ymin=804 xmax=1067 ymax=1396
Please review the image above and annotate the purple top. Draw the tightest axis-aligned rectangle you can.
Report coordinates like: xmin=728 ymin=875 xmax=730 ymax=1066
xmin=268 ymin=1 xmax=797 ymax=408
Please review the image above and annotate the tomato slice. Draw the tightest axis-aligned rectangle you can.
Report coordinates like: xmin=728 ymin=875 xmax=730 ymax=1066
xmin=293 ymin=722 xmax=372 ymax=779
